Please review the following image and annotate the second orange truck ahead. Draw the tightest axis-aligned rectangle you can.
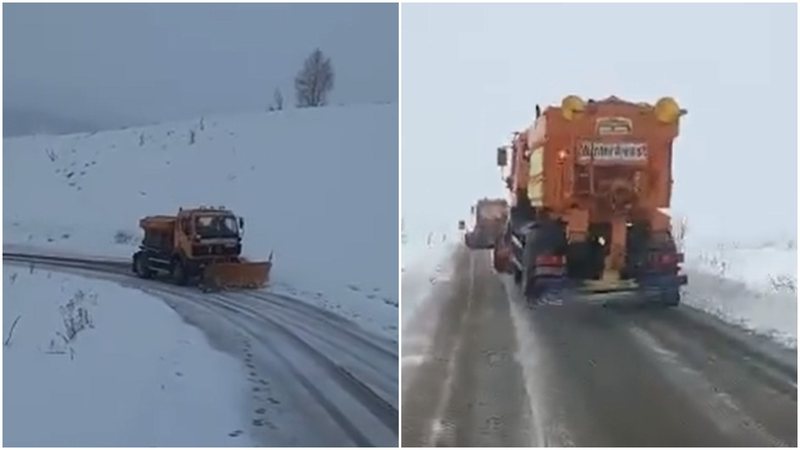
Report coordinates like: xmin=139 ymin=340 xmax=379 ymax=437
xmin=464 ymin=198 xmax=509 ymax=249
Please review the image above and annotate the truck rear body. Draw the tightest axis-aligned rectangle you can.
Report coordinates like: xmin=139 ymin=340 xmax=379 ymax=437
xmin=495 ymin=96 xmax=687 ymax=304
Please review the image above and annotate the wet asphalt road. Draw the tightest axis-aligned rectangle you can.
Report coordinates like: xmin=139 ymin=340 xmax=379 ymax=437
xmin=402 ymin=247 xmax=796 ymax=447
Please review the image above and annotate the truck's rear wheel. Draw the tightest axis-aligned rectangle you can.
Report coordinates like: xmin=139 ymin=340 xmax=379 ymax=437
xmin=521 ymin=228 xmax=539 ymax=298
xmin=660 ymin=288 xmax=681 ymax=307
xmin=171 ymin=258 xmax=189 ymax=286
xmin=522 ymin=220 xmax=566 ymax=299
xmin=133 ymin=252 xmax=153 ymax=279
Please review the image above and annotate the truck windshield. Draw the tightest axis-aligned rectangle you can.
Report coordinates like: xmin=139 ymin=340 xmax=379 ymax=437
xmin=195 ymin=215 xmax=238 ymax=238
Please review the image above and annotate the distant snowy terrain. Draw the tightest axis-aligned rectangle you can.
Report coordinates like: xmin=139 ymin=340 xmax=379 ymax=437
xmin=3 ymin=104 xmax=398 ymax=335
xmin=2 ymin=267 xmax=251 ymax=446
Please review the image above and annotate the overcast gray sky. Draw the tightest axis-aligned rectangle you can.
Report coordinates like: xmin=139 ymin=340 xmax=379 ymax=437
xmin=402 ymin=3 xmax=797 ymax=244
xmin=4 ymin=3 xmax=398 ymax=130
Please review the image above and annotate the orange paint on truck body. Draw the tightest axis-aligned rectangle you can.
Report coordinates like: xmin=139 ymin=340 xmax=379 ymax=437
xmin=508 ymin=96 xmax=683 ymax=234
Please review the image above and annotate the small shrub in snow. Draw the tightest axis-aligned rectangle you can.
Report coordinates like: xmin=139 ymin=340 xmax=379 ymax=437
xmin=114 ymin=230 xmax=136 ymax=245
xmin=59 ymin=290 xmax=95 ymax=343
xmin=139 ymin=133 xmax=145 ymax=147
xmin=189 ymin=130 xmax=196 ymax=145
xmin=44 ymin=147 xmax=57 ymax=162
xmin=769 ymin=275 xmax=796 ymax=293
xmin=4 ymin=315 xmax=22 ymax=347
xmin=270 ymin=88 xmax=284 ymax=111
xmin=9 ymin=273 xmax=18 ymax=284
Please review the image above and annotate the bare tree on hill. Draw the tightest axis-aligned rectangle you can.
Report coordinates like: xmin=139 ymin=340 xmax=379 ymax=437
xmin=294 ymin=48 xmax=334 ymax=108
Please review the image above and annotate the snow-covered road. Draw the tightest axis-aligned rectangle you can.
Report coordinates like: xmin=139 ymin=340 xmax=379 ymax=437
xmin=4 ymin=252 xmax=398 ymax=446
xmin=402 ymin=246 xmax=796 ymax=447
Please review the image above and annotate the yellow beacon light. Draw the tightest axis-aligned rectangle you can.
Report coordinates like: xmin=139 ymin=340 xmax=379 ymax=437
xmin=561 ymin=95 xmax=586 ymax=121
xmin=654 ymin=97 xmax=686 ymax=123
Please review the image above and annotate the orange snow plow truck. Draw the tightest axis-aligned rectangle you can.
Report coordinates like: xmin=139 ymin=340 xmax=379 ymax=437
xmin=132 ymin=207 xmax=271 ymax=290
xmin=465 ymin=198 xmax=509 ymax=249
xmin=493 ymin=95 xmax=687 ymax=306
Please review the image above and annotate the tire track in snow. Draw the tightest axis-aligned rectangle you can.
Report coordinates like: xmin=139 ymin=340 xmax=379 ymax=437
xmin=201 ymin=293 xmax=398 ymax=433
xmin=3 ymin=252 xmax=398 ymax=446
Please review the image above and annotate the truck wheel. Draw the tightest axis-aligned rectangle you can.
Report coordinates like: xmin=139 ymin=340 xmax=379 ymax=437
xmin=133 ymin=252 xmax=153 ymax=279
xmin=521 ymin=228 xmax=539 ymax=298
xmin=660 ymin=288 xmax=680 ymax=307
xmin=171 ymin=258 xmax=189 ymax=286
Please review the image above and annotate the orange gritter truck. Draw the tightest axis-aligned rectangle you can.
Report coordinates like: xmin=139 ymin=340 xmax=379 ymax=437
xmin=132 ymin=206 xmax=272 ymax=290
xmin=493 ymin=95 xmax=687 ymax=305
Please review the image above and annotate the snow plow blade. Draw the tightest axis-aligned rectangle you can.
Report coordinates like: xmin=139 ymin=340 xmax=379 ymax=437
xmin=202 ymin=260 xmax=271 ymax=290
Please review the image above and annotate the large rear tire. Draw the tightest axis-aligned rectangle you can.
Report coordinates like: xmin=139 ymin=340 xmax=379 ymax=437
xmin=521 ymin=228 xmax=539 ymax=298
xmin=512 ymin=265 xmax=522 ymax=284
xmin=133 ymin=252 xmax=153 ymax=279
xmin=171 ymin=258 xmax=189 ymax=286
xmin=521 ymin=220 xmax=566 ymax=299
xmin=660 ymin=288 xmax=681 ymax=307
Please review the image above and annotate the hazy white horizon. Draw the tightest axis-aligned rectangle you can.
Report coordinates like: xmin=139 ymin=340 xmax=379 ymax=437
xmin=402 ymin=3 xmax=797 ymax=245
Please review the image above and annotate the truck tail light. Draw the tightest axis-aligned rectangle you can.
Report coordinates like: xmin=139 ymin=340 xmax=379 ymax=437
xmin=536 ymin=254 xmax=565 ymax=266
xmin=649 ymin=252 xmax=683 ymax=268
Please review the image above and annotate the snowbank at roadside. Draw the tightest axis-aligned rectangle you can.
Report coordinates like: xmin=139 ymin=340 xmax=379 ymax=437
xmin=682 ymin=239 xmax=797 ymax=348
xmin=3 ymin=267 xmax=253 ymax=446
xmin=401 ymin=230 xmax=459 ymax=329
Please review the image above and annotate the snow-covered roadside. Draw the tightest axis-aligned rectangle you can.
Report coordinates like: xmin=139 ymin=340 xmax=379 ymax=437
xmin=401 ymin=231 xmax=459 ymax=329
xmin=3 ymin=268 xmax=253 ymax=446
xmin=400 ymin=231 xmax=459 ymax=383
xmin=682 ymin=241 xmax=797 ymax=348
xmin=268 ymin=280 xmax=398 ymax=340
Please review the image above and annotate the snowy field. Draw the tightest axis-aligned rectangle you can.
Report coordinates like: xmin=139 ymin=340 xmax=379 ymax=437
xmin=3 ymin=103 xmax=398 ymax=336
xmin=682 ymin=238 xmax=797 ymax=348
xmin=2 ymin=267 xmax=252 ymax=446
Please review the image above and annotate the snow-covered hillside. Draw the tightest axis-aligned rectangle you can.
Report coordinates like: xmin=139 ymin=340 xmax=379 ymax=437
xmin=3 ymin=267 xmax=251 ymax=446
xmin=3 ymin=104 xmax=399 ymax=334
